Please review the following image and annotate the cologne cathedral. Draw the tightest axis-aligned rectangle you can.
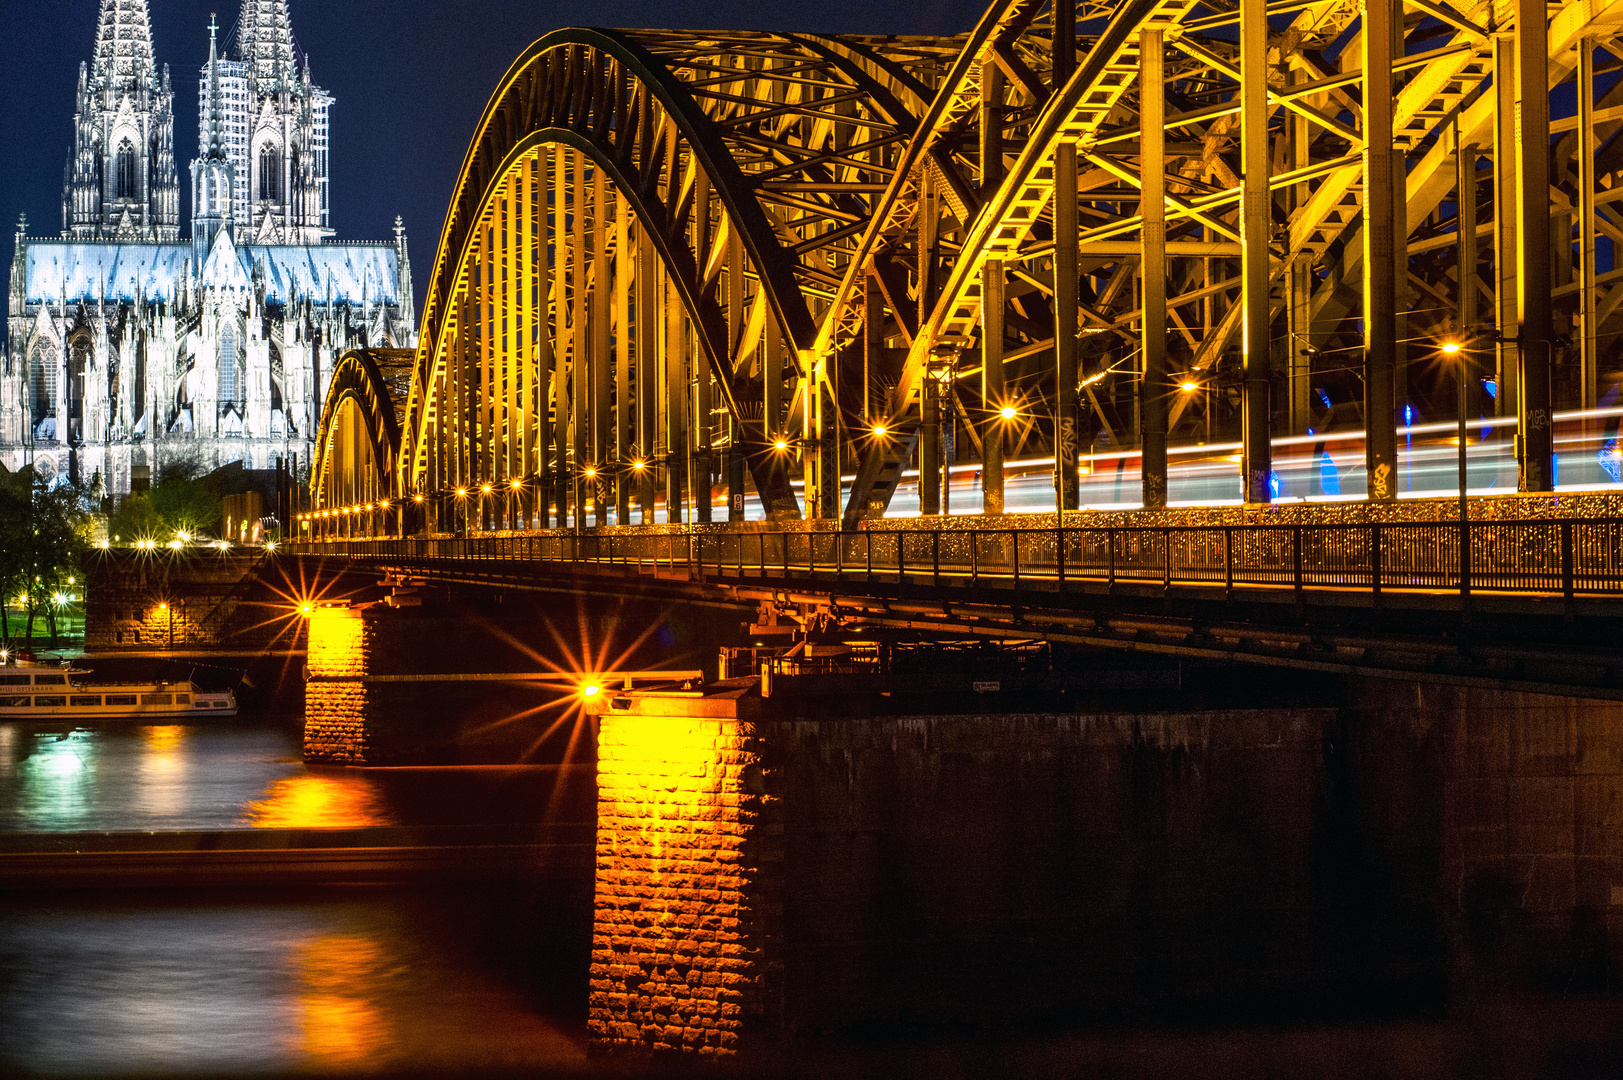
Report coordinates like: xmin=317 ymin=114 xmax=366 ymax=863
xmin=1 ymin=0 xmax=415 ymax=495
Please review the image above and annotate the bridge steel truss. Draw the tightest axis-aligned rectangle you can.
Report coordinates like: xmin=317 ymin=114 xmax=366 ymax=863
xmin=308 ymin=0 xmax=1623 ymax=540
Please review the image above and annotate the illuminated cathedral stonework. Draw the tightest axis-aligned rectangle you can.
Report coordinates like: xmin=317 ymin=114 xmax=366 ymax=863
xmin=1 ymin=0 xmax=415 ymax=494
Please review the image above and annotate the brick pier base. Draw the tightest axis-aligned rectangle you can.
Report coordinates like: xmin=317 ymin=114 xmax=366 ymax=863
xmin=590 ymin=712 xmax=781 ymax=1056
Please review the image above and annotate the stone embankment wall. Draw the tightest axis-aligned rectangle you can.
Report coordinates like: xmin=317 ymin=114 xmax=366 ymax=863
xmin=589 ymin=681 xmax=1623 ymax=1053
xmin=85 ymin=551 xmax=273 ymax=649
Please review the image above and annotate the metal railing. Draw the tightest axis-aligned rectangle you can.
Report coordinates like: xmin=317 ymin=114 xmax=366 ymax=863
xmin=289 ymin=517 xmax=1623 ymax=604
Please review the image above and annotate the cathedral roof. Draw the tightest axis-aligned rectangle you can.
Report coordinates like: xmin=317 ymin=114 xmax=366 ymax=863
xmin=201 ymin=229 xmax=251 ymax=290
xmin=24 ymin=241 xmax=403 ymax=308
xmin=92 ymin=0 xmax=157 ymax=86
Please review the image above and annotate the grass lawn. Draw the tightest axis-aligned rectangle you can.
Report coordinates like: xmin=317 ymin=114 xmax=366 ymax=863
xmin=1 ymin=604 xmax=85 ymax=650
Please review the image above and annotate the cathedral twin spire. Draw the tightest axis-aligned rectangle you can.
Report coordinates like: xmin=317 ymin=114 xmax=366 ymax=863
xmin=64 ymin=0 xmax=178 ymax=241
xmin=90 ymin=0 xmax=158 ymax=87
xmin=66 ymin=0 xmax=330 ymax=247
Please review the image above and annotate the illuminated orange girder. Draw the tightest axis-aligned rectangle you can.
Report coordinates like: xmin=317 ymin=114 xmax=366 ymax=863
xmin=313 ymin=3 xmax=1614 ymax=530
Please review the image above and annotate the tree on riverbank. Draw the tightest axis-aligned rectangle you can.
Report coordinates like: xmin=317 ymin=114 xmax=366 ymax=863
xmin=0 ymin=467 xmax=95 ymax=647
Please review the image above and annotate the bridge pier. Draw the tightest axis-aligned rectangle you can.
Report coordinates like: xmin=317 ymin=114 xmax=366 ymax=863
xmin=587 ymin=671 xmax=1623 ymax=1056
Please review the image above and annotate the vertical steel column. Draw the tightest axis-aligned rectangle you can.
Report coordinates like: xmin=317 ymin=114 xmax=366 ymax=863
xmin=1052 ymin=0 xmax=1075 ymax=86
xmin=1493 ymin=35 xmax=1519 ymax=416
xmin=1393 ymin=148 xmax=1410 ymax=423
xmin=981 ymin=57 xmax=1007 ymax=516
xmin=693 ymin=172 xmax=713 ymax=523
xmin=518 ymin=160 xmax=533 ymax=528
xmin=918 ymin=168 xmax=942 ymax=516
xmin=1240 ymin=0 xmax=1273 ymax=504
xmin=1515 ymin=0 xmax=1553 ymax=491
xmin=863 ymin=275 xmax=882 ymax=422
xmin=764 ymin=324 xmax=783 ymax=449
xmin=1458 ymin=128 xmax=1480 ymax=445
xmin=1054 ymin=141 xmax=1081 ymax=511
xmin=1362 ymin=0 xmax=1397 ymax=501
xmin=506 ymin=177 xmax=521 ymax=521
xmin=1140 ymin=28 xmax=1168 ymax=510
xmin=982 ymin=259 xmax=1006 ymax=514
xmin=635 ymin=220 xmax=657 ymax=522
xmin=557 ymin=146 xmax=575 ymax=527
xmin=570 ymin=149 xmax=588 ymax=526
xmin=1286 ymin=68 xmax=1313 ymax=436
xmin=811 ymin=356 xmax=839 ymax=520
xmin=591 ymin=167 xmax=611 ymax=526
xmin=664 ymin=269 xmax=687 ymax=522
xmin=614 ymin=186 xmax=631 ymax=524
xmin=1578 ymin=38 xmax=1598 ymax=412
xmin=483 ymin=222 xmax=496 ymax=522
xmin=920 ymin=373 xmax=941 ymax=515
xmin=726 ymin=224 xmax=745 ymax=522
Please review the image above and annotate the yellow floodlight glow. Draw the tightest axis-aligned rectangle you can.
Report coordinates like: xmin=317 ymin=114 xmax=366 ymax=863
xmin=481 ymin=483 xmax=493 ymax=494
xmin=631 ymin=459 xmax=646 ymax=471
xmin=871 ymin=423 xmax=888 ymax=438
xmin=456 ymin=487 xmax=468 ymax=497
xmin=1441 ymin=341 xmax=1461 ymax=355
xmin=299 ymin=603 xmax=313 ymax=615
xmin=584 ymin=466 xmax=598 ymax=479
xmin=510 ymin=479 xmax=522 ymax=490
xmin=413 ymin=493 xmax=425 ymax=503
xmin=580 ymin=682 xmax=602 ymax=698
xmin=998 ymin=405 xmax=1018 ymax=421
xmin=774 ymin=439 xmax=789 ymax=451
xmin=265 ymin=541 xmax=278 ymax=553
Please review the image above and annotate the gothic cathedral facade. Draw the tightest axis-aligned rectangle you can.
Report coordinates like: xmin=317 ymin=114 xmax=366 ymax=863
xmin=2 ymin=0 xmax=415 ymax=496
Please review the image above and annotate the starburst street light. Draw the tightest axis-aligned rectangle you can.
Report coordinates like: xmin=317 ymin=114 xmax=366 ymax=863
xmin=1180 ymin=380 xmax=1200 ymax=393
xmin=1441 ymin=341 xmax=1462 ymax=355
xmin=510 ymin=479 xmax=523 ymax=490
xmin=998 ymin=405 xmax=1018 ymax=421
xmin=481 ymin=483 xmax=493 ymax=494
xmin=870 ymin=423 xmax=888 ymax=438
xmin=413 ymin=493 xmax=425 ymax=503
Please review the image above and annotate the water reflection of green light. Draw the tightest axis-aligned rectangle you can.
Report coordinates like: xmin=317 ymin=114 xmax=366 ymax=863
xmin=16 ymin=730 xmax=97 ymax=828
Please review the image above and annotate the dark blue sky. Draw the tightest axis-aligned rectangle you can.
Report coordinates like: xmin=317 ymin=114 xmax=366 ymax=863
xmin=1 ymin=0 xmax=985 ymax=330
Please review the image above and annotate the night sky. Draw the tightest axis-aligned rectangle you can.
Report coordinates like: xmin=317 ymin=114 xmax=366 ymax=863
xmin=0 ymin=0 xmax=986 ymax=338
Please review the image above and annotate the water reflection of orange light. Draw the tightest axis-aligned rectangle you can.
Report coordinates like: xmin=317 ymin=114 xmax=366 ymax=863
xmin=137 ymin=725 xmax=185 ymax=810
xmin=293 ymin=934 xmax=389 ymax=1066
xmin=245 ymin=773 xmax=391 ymax=829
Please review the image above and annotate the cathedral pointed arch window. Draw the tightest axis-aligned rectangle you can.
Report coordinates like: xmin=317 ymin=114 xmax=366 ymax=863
xmin=115 ymin=141 xmax=138 ymax=200
xmin=219 ymin=321 xmax=244 ymax=412
xmin=258 ymin=145 xmax=280 ymax=202
xmin=30 ymin=342 xmax=57 ymax=420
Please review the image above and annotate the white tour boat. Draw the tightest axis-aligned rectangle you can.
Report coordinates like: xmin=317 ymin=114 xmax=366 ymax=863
xmin=0 ymin=656 xmax=237 ymax=720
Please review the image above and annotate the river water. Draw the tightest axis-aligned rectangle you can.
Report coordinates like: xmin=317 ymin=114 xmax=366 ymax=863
xmin=0 ymin=717 xmax=594 ymax=1077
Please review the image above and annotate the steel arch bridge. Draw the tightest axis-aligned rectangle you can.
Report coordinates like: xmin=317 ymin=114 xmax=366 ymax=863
xmin=303 ymin=0 xmax=1623 ymax=543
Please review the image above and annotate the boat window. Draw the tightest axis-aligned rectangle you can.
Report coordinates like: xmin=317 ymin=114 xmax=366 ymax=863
xmin=140 ymin=693 xmax=173 ymax=706
xmin=105 ymin=694 xmax=138 ymax=706
xmin=33 ymin=696 xmax=66 ymax=707
xmin=174 ymin=694 xmax=190 ymax=704
xmin=0 ymin=674 xmax=29 ymax=685
xmin=194 ymin=700 xmax=211 ymax=707
xmin=32 ymin=674 xmax=66 ymax=685
xmin=71 ymin=695 xmax=101 ymax=707
xmin=0 ymin=696 xmax=29 ymax=708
